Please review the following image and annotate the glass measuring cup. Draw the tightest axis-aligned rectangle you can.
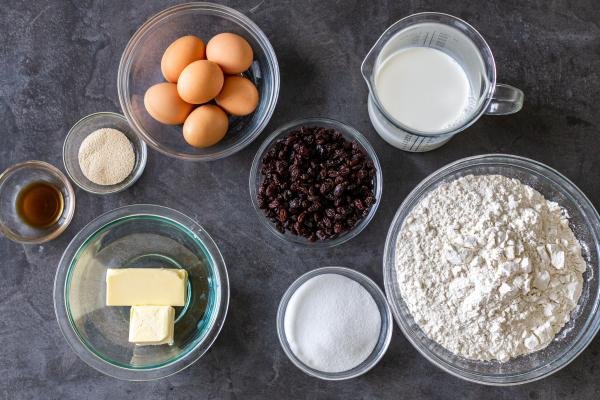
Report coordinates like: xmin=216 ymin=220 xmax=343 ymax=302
xmin=361 ymin=12 xmax=524 ymax=152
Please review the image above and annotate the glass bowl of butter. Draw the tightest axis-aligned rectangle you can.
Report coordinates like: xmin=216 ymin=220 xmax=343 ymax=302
xmin=53 ymin=204 xmax=229 ymax=380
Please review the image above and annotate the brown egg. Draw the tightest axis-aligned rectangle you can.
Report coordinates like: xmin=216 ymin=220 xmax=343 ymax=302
xmin=183 ymin=105 xmax=229 ymax=148
xmin=177 ymin=60 xmax=224 ymax=104
xmin=144 ymin=83 xmax=193 ymax=125
xmin=161 ymin=35 xmax=206 ymax=83
xmin=215 ymin=76 xmax=259 ymax=116
xmin=206 ymin=33 xmax=253 ymax=74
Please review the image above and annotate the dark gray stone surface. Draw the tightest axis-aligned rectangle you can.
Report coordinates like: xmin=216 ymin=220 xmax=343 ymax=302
xmin=1 ymin=0 xmax=599 ymax=398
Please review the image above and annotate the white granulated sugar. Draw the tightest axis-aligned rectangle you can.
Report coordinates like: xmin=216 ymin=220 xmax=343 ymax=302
xmin=395 ymin=174 xmax=586 ymax=362
xmin=284 ymin=273 xmax=381 ymax=373
xmin=78 ymin=128 xmax=135 ymax=186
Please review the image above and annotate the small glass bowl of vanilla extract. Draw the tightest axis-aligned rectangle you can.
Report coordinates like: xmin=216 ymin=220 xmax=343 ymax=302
xmin=0 ymin=161 xmax=75 ymax=244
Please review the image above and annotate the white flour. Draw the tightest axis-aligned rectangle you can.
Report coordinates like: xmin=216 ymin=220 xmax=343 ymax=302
xmin=395 ymin=175 xmax=586 ymax=362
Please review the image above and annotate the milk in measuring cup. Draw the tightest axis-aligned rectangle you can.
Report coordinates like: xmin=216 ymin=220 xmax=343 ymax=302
xmin=374 ymin=47 xmax=471 ymax=133
xmin=363 ymin=14 xmax=524 ymax=152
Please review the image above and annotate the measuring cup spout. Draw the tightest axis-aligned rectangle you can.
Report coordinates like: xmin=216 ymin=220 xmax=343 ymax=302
xmin=361 ymin=45 xmax=378 ymax=95
xmin=361 ymin=16 xmax=409 ymax=93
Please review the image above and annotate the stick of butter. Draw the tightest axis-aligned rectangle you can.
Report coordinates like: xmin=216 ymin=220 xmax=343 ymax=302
xmin=105 ymin=268 xmax=187 ymax=306
xmin=129 ymin=305 xmax=175 ymax=345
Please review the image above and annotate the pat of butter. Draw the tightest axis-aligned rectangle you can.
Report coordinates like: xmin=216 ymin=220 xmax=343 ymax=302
xmin=105 ymin=268 xmax=187 ymax=306
xmin=129 ymin=305 xmax=175 ymax=345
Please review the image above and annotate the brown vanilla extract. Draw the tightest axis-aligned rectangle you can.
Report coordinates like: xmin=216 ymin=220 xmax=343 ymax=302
xmin=16 ymin=181 xmax=64 ymax=228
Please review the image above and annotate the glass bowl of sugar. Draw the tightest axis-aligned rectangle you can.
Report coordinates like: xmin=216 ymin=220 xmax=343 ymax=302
xmin=276 ymin=266 xmax=393 ymax=380
xmin=383 ymin=154 xmax=600 ymax=385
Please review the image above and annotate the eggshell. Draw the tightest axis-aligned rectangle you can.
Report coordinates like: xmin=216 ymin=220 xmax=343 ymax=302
xmin=144 ymin=82 xmax=193 ymax=125
xmin=206 ymin=33 xmax=253 ymax=74
xmin=161 ymin=35 xmax=206 ymax=83
xmin=215 ymin=76 xmax=259 ymax=116
xmin=177 ymin=60 xmax=224 ymax=104
xmin=183 ymin=104 xmax=229 ymax=148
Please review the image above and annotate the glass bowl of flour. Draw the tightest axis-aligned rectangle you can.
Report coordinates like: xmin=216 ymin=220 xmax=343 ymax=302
xmin=383 ymin=154 xmax=600 ymax=385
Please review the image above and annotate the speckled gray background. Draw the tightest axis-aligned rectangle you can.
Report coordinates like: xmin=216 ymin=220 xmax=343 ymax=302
xmin=1 ymin=0 xmax=599 ymax=399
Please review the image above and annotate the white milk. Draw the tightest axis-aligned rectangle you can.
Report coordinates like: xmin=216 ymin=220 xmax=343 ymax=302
xmin=374 ymin=47 xmax=471 ymax=133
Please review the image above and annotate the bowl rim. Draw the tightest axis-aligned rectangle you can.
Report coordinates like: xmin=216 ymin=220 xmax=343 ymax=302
xmin=53 ymin=204 xmax=229 ymax=381
xmin=382 ymin=153 xmax=600 ymax=386
xmin=276 ymin=266 xmax=393 ymax=380
xmin=248 ymin=117 xmax=383 ymax=248
xmin=0 ymin=160 xmax=76 ymax=244
xmin=63 ymin=111 xmax=148 ymax=195
xmin=117 ymin=2 xmax=280 ymax=161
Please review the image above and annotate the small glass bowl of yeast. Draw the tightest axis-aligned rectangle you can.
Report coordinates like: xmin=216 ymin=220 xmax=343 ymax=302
xmin=63 ymin=112 xmax=147 ymax=195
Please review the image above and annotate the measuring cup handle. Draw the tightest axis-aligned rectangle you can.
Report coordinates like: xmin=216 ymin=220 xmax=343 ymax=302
xmin=485 ymin=84 xmax=524 ymax=115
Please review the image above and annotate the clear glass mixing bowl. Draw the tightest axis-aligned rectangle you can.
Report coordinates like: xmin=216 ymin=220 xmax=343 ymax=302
xmin=117 ymin=2 xmax=280 ymax=161
xmin=53 ymin=204 xmax=229 ymax=380
xmin=276 ymin=266 xmax=393 ymax=380
xmin=383 ymin=154 xmax=600 ymax=385
xmin=249 ymin=118 xmax=383 ymax=248
xmin=63 ymin=112 xmax=147 ymax=194
xmin=0 ymin=160 xmax=75 ymax=244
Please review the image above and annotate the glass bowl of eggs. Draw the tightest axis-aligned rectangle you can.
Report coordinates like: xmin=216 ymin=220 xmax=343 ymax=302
xmin=117 ymin=2 xmax=280 ymax=161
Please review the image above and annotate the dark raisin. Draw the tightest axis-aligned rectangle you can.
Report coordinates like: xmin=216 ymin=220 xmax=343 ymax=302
xmin=320 ymin=181 xmax=333 ymax=194
xmin=297 ymin=144 xmax=310 ymax=158
xmin=297 ymin=211 xmax=306 ymax=224
xmin=307 ymin=201 xmax=321 ymax=212
xmin=278 ymin=208 xmax=287 ymax=222
xmin=336 ymin=206 xmax=347 ymax=215
xmin=354 ymin=199 xmax=364 ymax=210
xmin=333 ymin=183 xmax=345 ymax=197
xmin=275 ymin=161 xmax=288 ymax=175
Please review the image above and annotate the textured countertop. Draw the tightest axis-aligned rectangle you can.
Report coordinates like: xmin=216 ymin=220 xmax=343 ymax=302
xmin=1 ymin=0 xmax=599 ymax=399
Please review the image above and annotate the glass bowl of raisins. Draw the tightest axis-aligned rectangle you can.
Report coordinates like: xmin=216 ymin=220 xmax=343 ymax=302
xmin=249 ymin=118 xmax=382 ymax=247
